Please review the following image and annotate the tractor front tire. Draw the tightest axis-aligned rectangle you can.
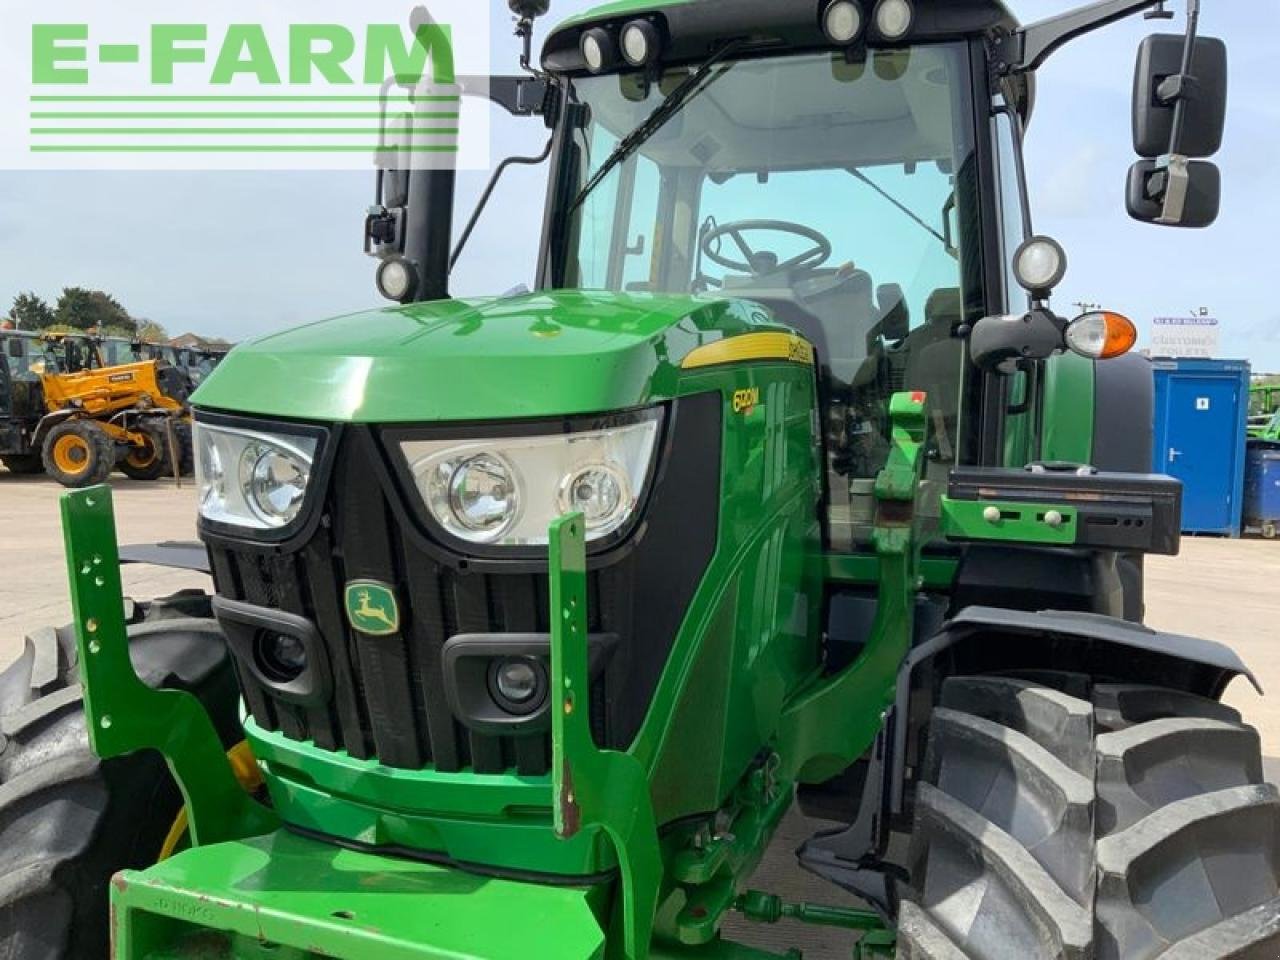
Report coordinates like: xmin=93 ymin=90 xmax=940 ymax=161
xmin=0 ymin=454 xmax=44 ymax=475
xmin=0 ymin=597 xmax=240 ymax=959
xmin=901 ymin=674 xmax=1280 ymax=959
xmin=117 ymin=419 xmax=172 ymax=481
xmin=42 ymin=421 xmax=115 ymax=489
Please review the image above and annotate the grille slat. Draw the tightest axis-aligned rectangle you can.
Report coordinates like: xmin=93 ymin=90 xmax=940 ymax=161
xmin=453 ymin=572 xmax=507 ymax=775
xmin=303 ymin=532 xmax=373 ymax=759
xmin=338 ymin=447 xmax=426 ymax=770
xmin=269 ymin=553 xmax=339 ymax=752
xmin=401 ymin=541 xmax=461 ymax=772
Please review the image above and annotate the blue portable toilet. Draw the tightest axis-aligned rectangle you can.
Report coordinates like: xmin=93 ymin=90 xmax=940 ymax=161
xmin=1151 ymin=358 xmax=1250 ymax=536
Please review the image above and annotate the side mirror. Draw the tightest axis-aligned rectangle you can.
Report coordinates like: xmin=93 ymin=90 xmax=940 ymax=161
xmin=1128 ymin=33 xmax=1227 ymax=229
xmin=1132 ymin=34 xmax=1227 ymax=159
xmin=1126 ymin=157 xmax=1220 ymax=228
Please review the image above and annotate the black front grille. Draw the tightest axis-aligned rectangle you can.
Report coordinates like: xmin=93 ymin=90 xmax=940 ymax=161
xmin=205 ymin=394 xmax=721 ymax=777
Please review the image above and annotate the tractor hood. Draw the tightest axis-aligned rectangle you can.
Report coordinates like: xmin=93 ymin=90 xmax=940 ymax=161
xmin=193 ymin=290 xmax=782 ymax=423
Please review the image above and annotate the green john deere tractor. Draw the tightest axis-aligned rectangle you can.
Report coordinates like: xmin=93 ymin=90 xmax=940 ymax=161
xmin=7 ymin=1 xmax=1271 ymax=958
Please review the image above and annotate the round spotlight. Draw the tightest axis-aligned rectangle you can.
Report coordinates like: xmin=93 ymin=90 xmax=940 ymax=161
xmin=823 ymin=1 xmax=864 ymax=45
xmin=376 ymin=257 xmax=417 ymax=302
xmin=1013 ymin=235 xmax=1068 ymax=297
xmin=621 ymin=20 xmax=661 ymax=67
xmin=874 ymin=0 xmax=914 ymax=40
xmin=489 ymin=657 xmax=547 ymax=715
xmin=580 ymin=27 xmax=615 ymax=73
xmin=256 ymin=633 xmax=308 ymax=684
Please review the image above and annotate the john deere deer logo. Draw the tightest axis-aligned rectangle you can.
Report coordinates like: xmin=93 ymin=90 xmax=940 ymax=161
xmin=344 ymin=581 xmax=400 ymax=636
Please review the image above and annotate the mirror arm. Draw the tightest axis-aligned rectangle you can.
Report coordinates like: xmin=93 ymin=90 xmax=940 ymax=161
xmin=992 ymin=0 xmax=1165 ymax=75
xmin=451 ymin=138 xmax=554 ymax=271
xmin=1163 ymin=0 xmax=1201 ymax=156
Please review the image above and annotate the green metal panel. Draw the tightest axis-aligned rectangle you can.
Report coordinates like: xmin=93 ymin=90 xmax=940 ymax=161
xmin=1041 ymin=353 xmax=1095 ymax=465
xmin=60 ymin=487 xmax=276 ymax=848
xmin=941 ymin=496 xmax=1078 ymax=546
xmin=111 ymin=830 xmax=608 ymax=960
xmin=193 ymin=292 xmax=786 ymax=423
xmin=246 ymin=719 xmax=613 ymax=875
xmin=774 ymin=391 xmax=927 ymax=784
xmin=636 ymin=363 xmax=823 ymax=824
xmin=551 ymin=0 xmax=690 ymax=34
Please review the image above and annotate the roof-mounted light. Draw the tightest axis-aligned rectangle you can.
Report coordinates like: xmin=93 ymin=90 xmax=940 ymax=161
xmin=822 ymin=1 xmax=865 ymax=46
xmin=621 ymin=20 xmax=661 ymax=67
xmin=873 ymin=0 xmax=913 ymax=41
xmin=580 ymin=27 xmax=616 ymax=73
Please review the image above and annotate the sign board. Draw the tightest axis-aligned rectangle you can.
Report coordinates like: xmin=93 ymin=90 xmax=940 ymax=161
xmin=1151 ymin=316 xmax=1219 ymax=358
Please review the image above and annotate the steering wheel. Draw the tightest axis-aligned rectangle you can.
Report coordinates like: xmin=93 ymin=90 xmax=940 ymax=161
xmin=700 ymin=219 xmax=833 ymax=276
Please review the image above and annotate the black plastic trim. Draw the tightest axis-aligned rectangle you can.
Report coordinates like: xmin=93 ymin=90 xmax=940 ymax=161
xmin=212 ymin=597 xmax=333 ymax=709
xmin=441 ymin=632 xmax=618 ymax=735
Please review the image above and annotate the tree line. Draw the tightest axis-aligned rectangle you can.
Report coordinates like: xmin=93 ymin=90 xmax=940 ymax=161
xmin=7 ymin=290 xmax=167 ymax=342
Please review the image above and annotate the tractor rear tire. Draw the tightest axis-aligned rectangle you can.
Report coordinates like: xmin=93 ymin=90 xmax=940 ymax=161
xmin=900 ymin=675 xmax=1280 ymax=959
xmin=117 ymin=419 xmax=172 ymax=481
xmin=42 ymin=421 xmax=115 ymax=489
xmin=0 ymin=596 xmax=240 ymax=960
xmin=1 ymin=454 xmax=44 ymax=475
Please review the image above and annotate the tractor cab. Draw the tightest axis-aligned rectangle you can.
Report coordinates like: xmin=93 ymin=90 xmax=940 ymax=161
xmin=540 ymin=16 xmax=996 ymax=547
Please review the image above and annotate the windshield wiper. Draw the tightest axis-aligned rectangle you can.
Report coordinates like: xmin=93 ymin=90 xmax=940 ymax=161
xmin=568 ymin=39 xmax=744 ymax=215
xmin=848 ymin=167 xmax=952 ymax=254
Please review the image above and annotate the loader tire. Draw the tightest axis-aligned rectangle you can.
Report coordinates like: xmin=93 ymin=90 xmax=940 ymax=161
xmin=117 ymin=419 xmax=171 ymax=481
xmin=174 ymin=420 xmax=195 ymax=476
xmin=0 ymin=596 xmax=240 ymax=960
xmin=42 ymin=421 xmax=115 ymax=489
xmin=900 ymin=675 xmax=1280 ymax=960
xmin=1 ymin=454 xmax=44 ymax=475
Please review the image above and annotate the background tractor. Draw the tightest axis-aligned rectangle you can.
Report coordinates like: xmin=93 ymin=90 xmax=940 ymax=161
xmin=4 ymin=1 xmax=1271 ymax=959
xmin=0 ymin=332 xmax=193 ymax=486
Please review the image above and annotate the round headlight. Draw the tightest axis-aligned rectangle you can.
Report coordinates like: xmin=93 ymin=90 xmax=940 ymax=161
xmin=1013 ymin=235 xmax=1068 ymax=296
xmin=823 ymin=1 xmax=864 ymax=45
xmin=621 ymin=20 xmax=660 ymax=67
xmin=428 ymin=453 xmax=519 ymax=540
xmin=243 ymin=443 xmax=310 ymax=527
xmin=376 ymin=257 xmax=417 ymax=302
xmin=874 ymin=0 xmax=913 ymax=40
xmin=559 ymin=464 xmax=628 ymax=533
xmin=580 ymin=28 xmax=614 ymax=73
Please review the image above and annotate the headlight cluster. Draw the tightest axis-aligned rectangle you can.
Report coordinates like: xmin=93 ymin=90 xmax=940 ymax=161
xmin=195 ymin=423 xmax=318 ymax=530
xmin=400 ymin=413 xmax=661 ymax=547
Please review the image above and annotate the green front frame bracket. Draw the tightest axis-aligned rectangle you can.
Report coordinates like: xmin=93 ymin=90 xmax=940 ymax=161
xmin=550 ymin=513 xmax=663 ymax=960
xmin=60 ymin=486 xmax=277 ymax=846
xmin=775 ymin=391 xmax=927 ymax=784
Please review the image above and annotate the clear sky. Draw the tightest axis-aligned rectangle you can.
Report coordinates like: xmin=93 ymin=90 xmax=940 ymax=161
xmin=0 ymin=1 xmax=1273 ymax=370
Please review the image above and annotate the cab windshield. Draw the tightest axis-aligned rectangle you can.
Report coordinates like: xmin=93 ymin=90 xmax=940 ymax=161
xmin=562 ymin=45 xmax=984 ymax=547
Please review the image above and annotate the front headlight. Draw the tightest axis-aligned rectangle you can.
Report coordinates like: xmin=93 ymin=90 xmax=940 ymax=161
xmin=399 ymin=411 xmax=661 ymax=547
xmin=195 ymin=422 xmax=318 ymax=530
